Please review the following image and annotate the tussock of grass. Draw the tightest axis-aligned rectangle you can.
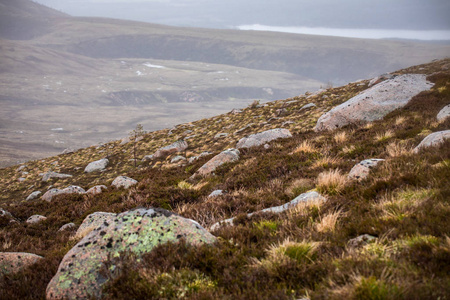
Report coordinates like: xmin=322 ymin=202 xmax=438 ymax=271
xmin=316 ymin=169 xmax=348 ymax=195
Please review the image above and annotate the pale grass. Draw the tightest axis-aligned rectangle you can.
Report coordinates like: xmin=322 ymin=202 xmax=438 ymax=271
xmin=285 ymin=178 xmax=314 ymax=197
xmin=363 ymin=122 xmax=374 ymax=129
xmin=175 ymin=201 xmax=227 ymax=228
xmin=316 ymin=209 xmax=343 ymax=233
xmin=386 ymin=140 xmax=412 ymax=157
xmin=178 ymin=180 xmax=193 ymax=189
xmin=333 ymin=131 xmax=348 ymax=144
xmin=342 ymin=145 xmax=356 ymax=154
xmin=316 ymin=169 xmax=348 ymax=195
xmin=312 ymin=155 xmax=342 ymax=169
xmin=291 ymin=140 xmax=317 ymax=154
xmin=374 ymin=129 xmax=394 ymax=142
xmin=395 ymin=116 xmax=406 ymax=126
xmin=2 ymin=237 xmax=12 ymax=250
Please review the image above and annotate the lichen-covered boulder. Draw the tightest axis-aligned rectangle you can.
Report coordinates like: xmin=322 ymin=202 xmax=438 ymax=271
xmin=46 ymin=208 xmax=216 ymax=299
xmin=236 ymin=128 xmax=292 ymax=149
xmin=84 ymin=158 xmax=109 ymax=173
xmin=26 ymin=191 xmax=42 ymax=201
xmin=0 ymin=252 xmax=43 ymax=275
xmin=42 ymin=171 xmax=72 ymax=182
xmin=193 ymin=149 xmax=240 ymax=177
xmin=348 ymin=159 xmax=385 ymax=181
xmin=86 ymin=185 xmax=108 ymax=196
xmin=153 ymin=140 xmax=188 ymax=159
xmin=26 ymin=215 xmax=47 ymax=224
xmin=315 ymin=74 xmax=434 ymax=131
xmin=75 ymin=212 xmax=116 ymax=239
xmin=437 ymin=104 xmax=450 ymax=122
xmin=413 ymin=130 xmax=450 ymax=153
xmin=111 ymin=176 xmax=138 ymax=189
xmin=42 ymin=186 xmax=86 ymax=202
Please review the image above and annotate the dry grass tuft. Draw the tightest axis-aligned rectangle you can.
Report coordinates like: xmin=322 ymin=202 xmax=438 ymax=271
xmin=386 ymin=140 xmax=413 ymax=157
xmin=316 ymin=169 xmax=348 ymax=195
xmin=315 ymin=209 xmax=343 ymax=233
xmin=333 ymin=131 xmax=348 ymax=144
xmin=291 ymin=140 xmax=317 ymax=154
xmin=312 ymin=155 xmax=342 ymax=169
xmin=285 ymin=178 xmax=314 ymax=197
xmin=374 ymin=130 xmax=394 ymax=142
xmin=395 ymin=116 xmax=406 ymax=126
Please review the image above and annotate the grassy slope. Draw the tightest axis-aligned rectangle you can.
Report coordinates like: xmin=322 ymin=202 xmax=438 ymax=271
xmin=0 ymin=59 xmax=449 ymax=299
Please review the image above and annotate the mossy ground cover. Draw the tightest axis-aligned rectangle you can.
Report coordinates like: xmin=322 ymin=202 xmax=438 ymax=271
xmin=0 ymin=59 xmax=449 ymax=299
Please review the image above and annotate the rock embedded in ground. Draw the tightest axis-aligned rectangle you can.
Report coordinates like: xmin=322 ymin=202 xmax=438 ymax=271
xmin=153 ymin=140 xmax=188 ymax=159
xmin=193 ymin=149 xmax=240 ymax=177
xmin=171 ymin=155 xmax=186 ymax=163
xmin=26 ymin=191 xmax=42 ymax=201
xmin=46 ymin=208 xmax=216 ymax=299
xmin=26 ymin=215 xmax=47 ymax=224
xmin=41 ymin=171 xmax=72 ymax=182
xmin=111 ymin=176 xmax=138 ymax=189
xmin=42 ymin=186 xmax=86 ymax=202
xmin=210 ymin=191 xmax=326 ymax=231
xmin=0 ymin=252 xmax=43 ymax=275
xmin=86 ymin=185 xmax=108 ymax=196
xmin=413 ymin=130 xmax=450 ymax=153
xmin=347 ymin=234 xmax=377 ymax=249
xmin=214 ymin=133 xmax=229 ymax=139
xmin=314 ymin=74 xmax=434 ymax=131
xmin=300 ymin=103 xmax=317 ymax=111
xmin=437 ymin=104 xmax=450 ymax=122
xmin=348 ymin=159 xmax=385 ymax=181
xmin=236 ymin=128 xmax=293 ymax=149
xmin=84 ymin=158 xmax=109 ymax=173
xmin=208 ymin=190 xmax=225 ymax=198
xmin=188 ymin=152 xmax=212 ymax=163
xmin=58 ymin=223 xmax=76 ymax=232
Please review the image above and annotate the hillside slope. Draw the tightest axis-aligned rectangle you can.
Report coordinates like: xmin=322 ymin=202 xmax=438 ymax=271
xmin=0 ymin=59 xmax=449 ymax=299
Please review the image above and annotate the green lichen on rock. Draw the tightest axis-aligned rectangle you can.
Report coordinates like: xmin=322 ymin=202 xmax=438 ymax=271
xmin=46 ymin=208 xmax=216 ymax=299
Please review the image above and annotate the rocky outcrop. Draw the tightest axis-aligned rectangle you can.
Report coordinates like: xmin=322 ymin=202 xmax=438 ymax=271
xmin=413 ymin=130 xmax=450 ymax=153
xmin=153 ymin=140 xmax=188 ymax=159
xmin=315 ymin=74 xmax=434 ymax=131
xmin=111 ymin=176 xmax=138 ymax=189
xmin=0 ymin=252 xmax=43 ymax=275
xmin=236 ymin=128 xmax=292 ymax=149
xmin=193 ymin=149 xmax=240 ymax=177
xmin=210 ymin=191 xmax=325 ymax=230
xmin=42 ymin=186 xmax=86 ymax=202
xmin=84 ymin=158 xmax=109 ymax=173
xmin=26 ymin=191 xmax=41 ymax=201
xmin=348 ymin=159 xmax=385 ymax=181
xmin=26 ymin=215 xmax=47 ymax=224
xmin=46 ymin=208 xmax=216 ymax=299
xmin=437 ymin=104 xmax=450 ymax=122
xmin=41 ymin=172 xmax=72 ymax=182
xmin=86 ymin=185 xmax=107 ymax=195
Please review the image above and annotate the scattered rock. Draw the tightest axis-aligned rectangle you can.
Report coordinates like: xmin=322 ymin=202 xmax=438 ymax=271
xmin=18 ymin=177 xmax=26 ymax=182
xmin=188 ymin=152 xmax=213 ymax=163
xmin=16 ymin=165 xmax=26 ymax=172
xmin=348 ymin=234 xmax=377 ymax=249
xmin=193 ymin=149 xmax=240 ymax=177
xmin=42 ymin=186 xmax=86 ymax=202
xmin=75 ymin=212 xmax=116 ymax=239
xmin=26 ymin=191 xmax=42 ymax=201
xmin=58 ymin=223 xmax=76 ymax=232
xmin=234 ymin=123 xmax=255 ymax=135
xmin=171 ymin=155 xmax=186 ymax=163
xmin=86 ymin=185 xmax=108 ymax=195
xmin=62 ymin=148 xmax=75 ymax=154
xmin=0 ymin=252 xmax=43 ymax=275
xmin=230 ymin=109 xmax=242 ymax=114
xmin=42 ymin=171 xmax=72 ymax=182
xmin=153 ymin=140 xmax=188 ymax=159
xmin=84 ymin=158 xmax=109 ymax=173
xmin=413 ymin=130 xmax=450 ymax=153
xmin=142 ymin=155 xmax=154 ymax=161
xmin=111 ymin=176 xmax=138 ymax=189
xmin=236 ymin=128 xmax=292 ymax=149
xmin=210 ymin=191 xmax=326 ymax=230
xmin=315 ymin=74 xmax=434 ymax=131
xmin=26 ymin=215 xmax=47 ymax=224
xmin=437 ymin=104 xmax=450 ymax=122
xmin=348 ymin=159 xmax=385 ymax=181
xmin=46 ymin=208 xmax=216 ymax=299
xmin=214 ymin=133 xmax=229 ymax=139
xmin=208 ymin=190 xmax=225 ymax=198
xmin=0 ymin=208 xmax=13 ymax=218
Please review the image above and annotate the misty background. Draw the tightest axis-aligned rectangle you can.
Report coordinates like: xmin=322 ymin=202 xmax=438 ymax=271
xmin=34 ymin=0 xmax=450 ymax=40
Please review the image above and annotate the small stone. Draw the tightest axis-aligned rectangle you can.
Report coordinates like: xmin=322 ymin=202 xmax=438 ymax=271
xmin=171 ymin=156 xmax=186 ymax=163
xmin=413 ymin=130 xmax=450 ymax=153
xmin=153 ymin=140 xmax=188 ymax=159
xmin=41 ymin=171 xmax=72 ymax=182
xmin=348 ymin=159 xmax=385 ymax=181
xmin=84 ymin=158 xmax=109 ymax=173
xmin=0 ymin=208 xmax=13 ymax=218
xmin=111 ymin=176 xmax=138 ymax=189
xmin=214 ymin=133 xmax=229 ymax=139
xmin=86 ymin=185 xmax=108 ymax=195
xmin=348 ymin=234 xmax=377 ymax=249
xmin=26 ymin=191 xmax=42 ymax=201
xmin=300 ymin=103 xmax=316 ymax=110
xmin=42 ymin=186 xmax=86 ymax=202
xmin=58 ymin=223 xmax=76 ymax=232
xmin=208 ymin=190 xmax=225 ymax=198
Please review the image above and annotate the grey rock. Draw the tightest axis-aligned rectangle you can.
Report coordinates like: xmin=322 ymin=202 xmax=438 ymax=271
xmin=193 ymin=149 xmax=240 ymax=177
xmin=26 ymin=191 xmax=42 ymax=201
xmin=111 ymin=176 xmax=138 ymax=189
xmin=16 ymin=165 xmax=26 ymax=172
xmin=214 ymin=133 xmax=229 ymax=139
xmin=153 ymin=140 xmax=188 ymax=159
xmin=142 ymin=155 xmax=154 ymax=161
xmin=437 ymin=104 xmax=450 ymax=122
xmin=26 ymin=215 xmax=47 ymax=224
xmin=42 ymin=186 xmax=86 ymax=202
xmin=300 ymin=103 xmax=316 ymax=110
xmin=86 ymin=185 xmax=108 ymax=196
xmin=413 ymin=130 xmax=450 ymax=153
xmin=42 ymin=171 xmax=72 ymax=182
xmin=0 ymin=208 xmax=13 ymax=218
xmin=171 ymin=155 xmax=186 ymax=163
xmin=348 ymin=159 xmax=385 ymax=181
xmin=188 ymin=152 xmax=213 ymax=163
xmin=0 ymin=252 xmax=43 ymax=275
xmin=236 ymin=128 xmax=292 ymax=149
xmin=348 ymin=234 xmax=377 ymax=249
xmin=208 ymin=190 xmax=225 ymax=198
xmin=75 ymin=212 xmax=116 ymax=238
xmin=58 ymin=223 xmax=76 ymax=232
xmin=84 ymin=158 xmax=109 ymax=173
xmin=315 ymin=74 xmax=434 ymax=131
